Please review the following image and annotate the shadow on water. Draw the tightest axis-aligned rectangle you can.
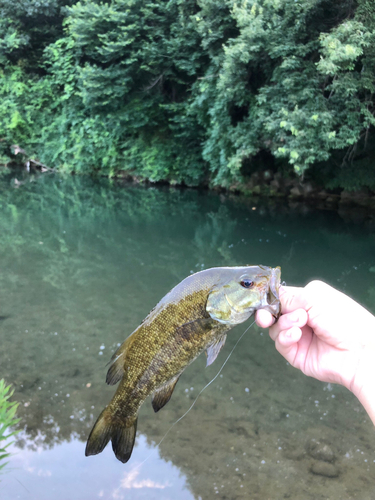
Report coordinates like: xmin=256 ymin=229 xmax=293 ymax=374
xmin=1 ymin=173 xmax=375 ymax=499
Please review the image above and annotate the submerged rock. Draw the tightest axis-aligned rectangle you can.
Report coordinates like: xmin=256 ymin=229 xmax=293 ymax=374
xmin=306 ymin=439 xmax=336 ymax=463
xmin=309 ymin=461 xmax=340 ymax=478
xmin=282 ymin=445 xmax=306 ymax=461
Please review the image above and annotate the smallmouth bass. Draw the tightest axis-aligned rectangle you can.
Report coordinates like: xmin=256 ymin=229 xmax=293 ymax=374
xmin=85 ymin=265 xmax=281 ymax=463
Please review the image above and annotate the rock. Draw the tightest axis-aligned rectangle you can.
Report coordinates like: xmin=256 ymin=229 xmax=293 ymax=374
xmin=289 ymin=185 xmax=304 ymax=198
xmin=270 ymin=179 xmax=281 ymax=191
xmin=282 ymin=446 xmax=306 ymax=461
xmin=309 ymin=461 xmax=340 ymax=478
xmin=340 ymin=190 xmax=356 ymax=204
xmin=340 ymin=189 xmax=371 ymax=207
xmin=325 ymin=196 xmax=338 ymax=205
xmin=317 ymin=190 xmax=328 ymax=200
xmin=306 ymin=440 xmax=336 ymax=463
xmin=300 ymin=182 xmax=315 ymax=196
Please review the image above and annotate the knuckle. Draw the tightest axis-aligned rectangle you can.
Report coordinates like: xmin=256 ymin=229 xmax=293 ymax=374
xmin=305 ymin=280 xmax=333 ymax=301
xmin=305 ymin=279 xmax=332 ymax=292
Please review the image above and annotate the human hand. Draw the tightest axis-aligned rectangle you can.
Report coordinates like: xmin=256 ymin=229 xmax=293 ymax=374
xmin=256 ymin=281 xmax=375 ymax=423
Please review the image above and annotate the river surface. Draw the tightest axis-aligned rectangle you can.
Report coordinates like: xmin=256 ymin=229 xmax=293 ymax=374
xmin=1 ymin=173 xmax=375 ymax=500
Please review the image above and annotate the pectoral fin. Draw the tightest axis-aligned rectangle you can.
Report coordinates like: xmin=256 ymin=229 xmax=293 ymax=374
xmin=205 ymin=334 xmax=227 ymax=366
xmin=152 ymin=376 xmax=180 ymax=413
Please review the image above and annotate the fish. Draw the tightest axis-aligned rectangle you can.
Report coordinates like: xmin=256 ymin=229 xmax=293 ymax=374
xmin=85 ymin=265 xmax=281 ymax=463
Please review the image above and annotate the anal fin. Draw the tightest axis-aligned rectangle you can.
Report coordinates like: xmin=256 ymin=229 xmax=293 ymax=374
xmin=205 ymin=334 xmax=227 ymax=367
xmin=152 ymin=376 xmax=180 ymax=413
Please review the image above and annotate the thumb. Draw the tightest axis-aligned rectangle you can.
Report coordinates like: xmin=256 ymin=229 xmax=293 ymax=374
xmin=279 ymin=285 xmax=310 ymax=315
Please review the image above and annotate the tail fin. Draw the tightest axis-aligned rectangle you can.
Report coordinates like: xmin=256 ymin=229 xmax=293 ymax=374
xmin=111 ymin=418 xmax=138 ymax=463
xmin=85 ymin=407 xmax=137 ymax=464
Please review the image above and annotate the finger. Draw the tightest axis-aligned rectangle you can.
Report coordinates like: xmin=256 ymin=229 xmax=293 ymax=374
xmin=278 ymin=326 xmax=303 ymax=347
xmin=275 ymin=325 xmax=313 ymax=371
xmin=268 ymin=308 xmax=308 ymax=342
xmin=255 ymin=286 xmax=305 ymax=329
xmin=279 ymin=285 xmax=311 ymax=315
xmin=289 ymin=325 xmax=313 ymax=372
xmin=274 ymin=331 xmax=299 ymax=366
xmin=276 ymin=308 xmax=308 ymax=332
xmin=255 ymin=309 xmax=275 ymax=328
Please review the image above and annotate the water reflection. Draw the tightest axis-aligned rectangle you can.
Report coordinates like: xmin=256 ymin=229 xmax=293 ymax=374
xmin=3 ymin=433 xmax=194 ymax=500
xmin=0 ymin=173 xmax=375 ymax=499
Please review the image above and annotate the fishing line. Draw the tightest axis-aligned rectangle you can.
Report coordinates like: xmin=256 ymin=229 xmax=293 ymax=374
xmin=157 ymin=320 xmax=255 ymax=436
xmin=132 ymin=319 xmax=257 ymax=471
xmin=131 ymin=298 xmax=279 ymax=471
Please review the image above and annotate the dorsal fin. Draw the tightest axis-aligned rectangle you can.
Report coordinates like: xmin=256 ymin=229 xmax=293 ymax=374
xmin=152 ymin=376 xmax=180 ymax=413
xmin=106 ymin=335 xmax=133 ymax=385
xmin=205 ymin=334 xmax=227 ymax=367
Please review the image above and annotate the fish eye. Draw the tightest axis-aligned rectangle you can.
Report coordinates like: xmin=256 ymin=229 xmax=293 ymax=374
xmin=240 ymin=279 xmax=254 ymax=289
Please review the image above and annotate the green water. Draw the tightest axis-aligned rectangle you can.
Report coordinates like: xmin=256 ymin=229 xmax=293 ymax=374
xmin=1 ymin=173 xmax=375 ymax=500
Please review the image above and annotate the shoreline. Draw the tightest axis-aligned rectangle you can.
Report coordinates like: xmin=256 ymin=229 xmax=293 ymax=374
xmin=3 ymin=164 xmax=375 ymax=223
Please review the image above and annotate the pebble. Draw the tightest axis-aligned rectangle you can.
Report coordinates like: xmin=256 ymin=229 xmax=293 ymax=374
xmin=282 ymin=446 xmax=306 ymax=461
xmin=310 ymin=461 xmax=340 ymax=478
xmin=307 ymin=440 xmax=336 ymax=463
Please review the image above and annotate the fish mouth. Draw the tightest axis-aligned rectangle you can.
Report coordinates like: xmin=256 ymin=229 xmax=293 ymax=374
xmin=222 ymin=266 xmax=281 ymax=320
xmin=256 ymin=266 xmax=281 ymax=318
xmin=270 ymin=267 xmax=281 ymax=300
xmin=267 ymin=267 xmax=281 ymax=318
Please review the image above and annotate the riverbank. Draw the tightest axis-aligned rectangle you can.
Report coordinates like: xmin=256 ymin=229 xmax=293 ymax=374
xmin=2 ymin=163 xmax=375 ymax=227
xmin=226 ymin=169 xmax=375 ymax=227
xmin=228 ymin=169 xmax=375 ymax=211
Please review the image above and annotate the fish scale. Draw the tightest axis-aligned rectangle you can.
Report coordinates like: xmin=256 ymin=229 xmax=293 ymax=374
xmin=85 ymin=265 xmax=281 ymax=463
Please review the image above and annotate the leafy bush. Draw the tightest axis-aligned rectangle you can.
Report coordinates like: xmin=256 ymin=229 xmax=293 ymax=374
xmin=0 ymin=380 xmax=20 ymax=473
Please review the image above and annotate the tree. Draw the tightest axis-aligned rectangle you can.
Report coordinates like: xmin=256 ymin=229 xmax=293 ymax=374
xmin=1 ymin=0 xmax=374 ymax=189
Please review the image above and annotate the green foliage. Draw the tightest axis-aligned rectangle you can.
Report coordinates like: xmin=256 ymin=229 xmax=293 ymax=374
xmin=0 ymin=380 xmax=20 ymax=473
xmin=195 ymin=0 xmax=375 ymax=183
xmin=0 ymin=0 xmax=374 ymax=188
